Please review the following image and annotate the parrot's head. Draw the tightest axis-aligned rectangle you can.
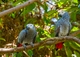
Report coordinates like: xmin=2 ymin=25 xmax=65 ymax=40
xmin=58 ymin=10 xmax=70 ymax=21
xmin=51 ymin=18 xmax=57 ymax=25
xmin=58 ymin=10 xmax=65 ymax=17
xmin=25 ymin=24 xmax=35 ymax=30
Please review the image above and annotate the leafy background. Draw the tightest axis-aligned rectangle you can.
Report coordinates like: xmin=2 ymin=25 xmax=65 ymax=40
xmin=0 ymin=0 xmax=80 ymax=57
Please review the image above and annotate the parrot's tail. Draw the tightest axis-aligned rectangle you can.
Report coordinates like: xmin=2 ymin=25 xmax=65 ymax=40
xmin=17 ymin=43 xmax=23 ymax=47
xmin=55 ymin=42 xmax=64 ymax=50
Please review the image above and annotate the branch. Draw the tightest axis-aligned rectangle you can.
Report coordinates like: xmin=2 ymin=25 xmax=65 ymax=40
xmin=70 ymin=30 xmax=80 ymax=36
xmin=72 ymin=22 xmax=80 ymax=28
xmin=0 ymin=36 xmax=80 ymax=54
xmin=0 ymin=0 xmax=38 ymax=17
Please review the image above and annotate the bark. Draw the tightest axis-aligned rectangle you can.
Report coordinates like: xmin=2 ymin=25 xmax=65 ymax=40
xmin=0 ymin=36 xmax=80 ymax=54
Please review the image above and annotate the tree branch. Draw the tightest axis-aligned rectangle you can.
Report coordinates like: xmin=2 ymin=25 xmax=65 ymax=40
xmin=0 ymin=0 xmax=38 ymax=17
xmin=0 ymin=36 xmax=80 ymax=54
xmin=70 ymin=30 xmax=80 ymax=36
xmin=72 ymin=22 xmax=80 ymax=28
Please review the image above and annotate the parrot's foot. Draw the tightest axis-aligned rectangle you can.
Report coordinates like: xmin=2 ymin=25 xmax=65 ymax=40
xmin=30 ymin=42 xmax=34 ymax=47
xmin=31 ymin=44 xmax=34 ymax=47
xmin=23 ymin=44 xmax=27 ymax=50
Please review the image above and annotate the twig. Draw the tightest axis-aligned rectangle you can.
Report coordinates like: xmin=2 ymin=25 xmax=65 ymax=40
xmin=0 ymin=0 xmax=38 ymax=17
xmin=70 ymin=30 xmax=80 ymax=36
xmin=23 ymin=51 xmax=30 ymax=57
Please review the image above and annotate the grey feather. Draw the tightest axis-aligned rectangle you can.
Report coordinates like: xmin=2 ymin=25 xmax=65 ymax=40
xmin=18 ymin=29 xmax=28 ymax=43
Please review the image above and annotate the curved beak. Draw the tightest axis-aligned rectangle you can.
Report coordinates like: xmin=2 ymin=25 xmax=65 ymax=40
xmin=26 ymin=26 xmax=30 ymax=30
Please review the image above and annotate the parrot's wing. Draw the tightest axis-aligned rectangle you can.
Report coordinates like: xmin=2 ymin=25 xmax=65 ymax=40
xmin=55 ymin=19 xmax=62 ymax=37
xmin=67 ymin=22 xmax=72 ymax=35
xmin=55 ymin=23 xmax=60 ymax=37
xmin=33 ymin=35 xmax=36 ymax=43
xmin=33 ymin=30 xmax=37 ymax=43
xmin=55 ymin=26 xmax=60 ymax=37
xmin=18 ymin=29 xmax=27 ymax=43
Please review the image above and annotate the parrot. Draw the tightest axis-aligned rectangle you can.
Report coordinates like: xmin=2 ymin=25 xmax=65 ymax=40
xmin=17 ymin=24 xmax=37 ymax=49
xmin=51 ymin=10 xmax=72 ymax=50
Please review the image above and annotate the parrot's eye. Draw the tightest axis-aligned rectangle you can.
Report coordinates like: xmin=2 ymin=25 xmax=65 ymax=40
xmin=61 ymin=11 xmax=64 ymax=14
xmin=30 ymin=25 xmax=32 ymax=26
xmin=30 ymin=25 xmax=33 ymax=26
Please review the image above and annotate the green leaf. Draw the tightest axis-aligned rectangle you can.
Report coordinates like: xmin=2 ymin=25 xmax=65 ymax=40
xmin=64 ymin=42 xmax=72 ymax=57
xmin=0 ymin=38 xmax=6 ymax=41
xmin=74 ymin=51 xmax=80 ymax=57
xmin=71 ymin=27 xmax=79 ymax=31
xmin=27 ymin=50 xmax=33 ymax=57
xmin=13 ymin=0 xmax=28 ymax=6
xmin=24 ymin=18 xmax=37 ymax=25
xmin=43 ymin=30 xmax=51 ymax=38
xmin=46 ymin=10 xmax=57 ymax=18
xmin=26 ymin=3 xmax=36 ymax=12
xmin=15 ymin=52 xmax=23 ymax=57
xmin=70 ymin=11 xmax=77 ymax=21
xmin=10 ymin=13 xmax=15 ymax=18
xmin=58 ymin=2 xmax=64 ymax=7
xmin=73 ymin=0 xmax=78 ymax=3
xmin=36 ymin=36 xmax=41 ymax=42
xmin=69 ymin=41 xmax=80 ymax=52
xmin=60 ymin=0 xmax=68 ymax=4
xmin=21 ymin=3 xmax=36 ymax=16
xmin=12 ymin=53 xmax=17 ymax=57
xmin=77 ymin=34 xmax=80 ymax=38
xmin=13 ymin=0 xmax=21 ymax=6
xmin=42 ymin=2 xmax=48 ymax=13
xmin=43 ymin=16 xmax=50 ymax=25
xmin=0 ymin=18 xmax=3 ymax=23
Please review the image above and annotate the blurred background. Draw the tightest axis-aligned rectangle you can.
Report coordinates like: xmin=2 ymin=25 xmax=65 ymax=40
xmin=0 ymin=0 xmax=80 ymax=57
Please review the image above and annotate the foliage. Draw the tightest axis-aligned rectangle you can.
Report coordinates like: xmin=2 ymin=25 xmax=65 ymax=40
xmin=0 ymin=0 xmax=80 ymax=57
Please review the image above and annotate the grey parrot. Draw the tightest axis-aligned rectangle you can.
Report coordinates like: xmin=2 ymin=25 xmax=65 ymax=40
xmin=51 ymin=10 xmax=72 ymax=50
xmin=17 ymin=24 xmax=37 ymax=48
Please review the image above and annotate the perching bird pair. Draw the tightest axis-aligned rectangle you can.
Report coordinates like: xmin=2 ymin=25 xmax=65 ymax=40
xmin=17 ymin=10 xmax=72 ymax=50
xmin=51 ymin=10 xmax=72 ymax=50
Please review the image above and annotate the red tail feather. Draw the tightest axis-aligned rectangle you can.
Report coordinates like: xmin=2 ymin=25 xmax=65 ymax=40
xmin=56 ymin=42 xmax=63 ymax=50
xmin=17 ymin=43 xmax=23 ymax=47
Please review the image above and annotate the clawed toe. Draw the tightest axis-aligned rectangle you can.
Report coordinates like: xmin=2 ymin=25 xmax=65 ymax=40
xmin=23 ymin=44 xmax=27 ymax=50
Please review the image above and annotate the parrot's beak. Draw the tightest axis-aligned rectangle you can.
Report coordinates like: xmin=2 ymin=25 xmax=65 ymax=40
xmin=26 ymin=26 xmax=30 ymax=30
xmin=51 ymin=20 xmax=55 ymax=24
xmin=58 ymin=13 xmax=62 ymax=17
xmin=51 ymin=18 xmax=57 ymax=25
